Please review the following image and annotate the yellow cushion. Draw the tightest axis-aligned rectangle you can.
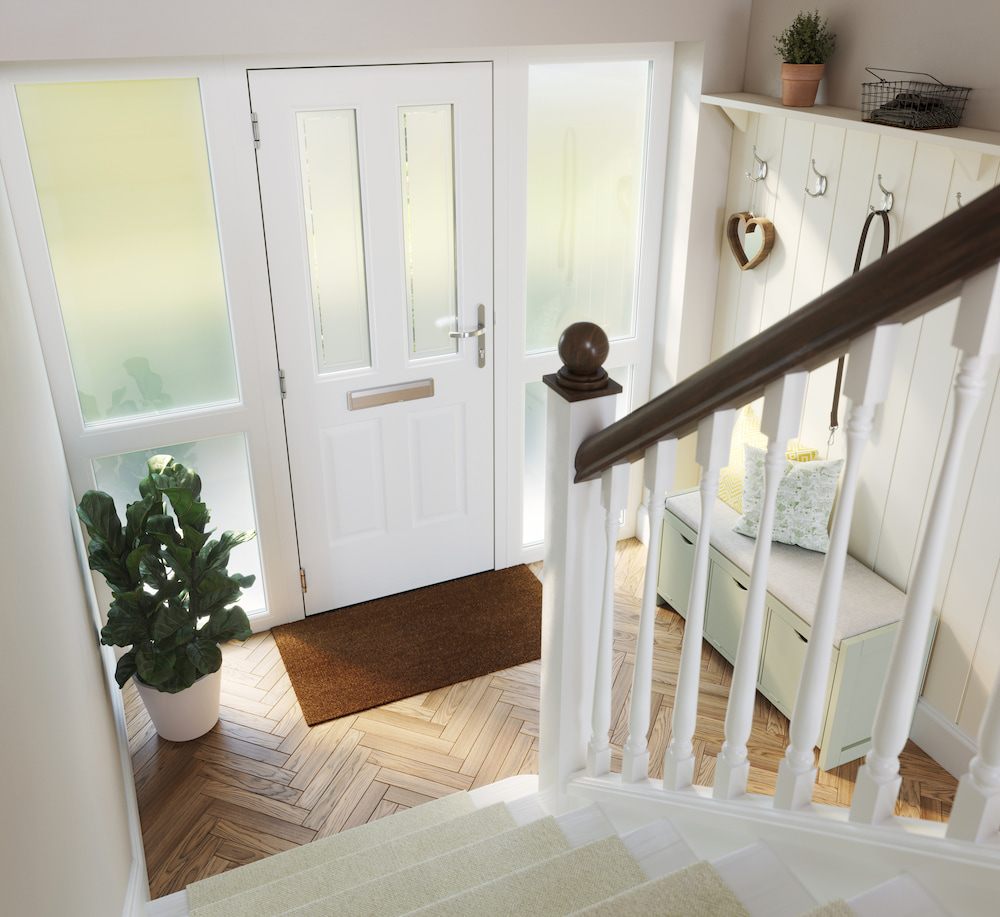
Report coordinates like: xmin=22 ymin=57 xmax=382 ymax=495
xmin=717 ymin=407 xmax=818 ymax=514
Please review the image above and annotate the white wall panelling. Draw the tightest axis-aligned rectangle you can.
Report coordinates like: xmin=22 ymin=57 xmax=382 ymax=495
xmin=705 ymin=95 xmax=1000 ymax=743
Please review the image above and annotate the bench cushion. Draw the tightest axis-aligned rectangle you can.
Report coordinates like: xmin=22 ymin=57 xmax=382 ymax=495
xmin=665 ymin=491 xmax=906 ymax=647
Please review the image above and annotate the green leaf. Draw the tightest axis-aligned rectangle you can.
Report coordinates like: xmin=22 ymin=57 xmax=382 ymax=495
xmin=201 ymin=530 xmax=256 ymax=576
xmin=114 ymin=650 xmax=138 ymax=689
xmin=187 ymin=640 xmax=223 ymax=676
xmin=135 ymin=644 xmax=177 ymax=689
xmin=125 ymin=544 xmax=151 ymax=582
xmin=77 ymin=490 xmax=125 ymax=555
xmin=207 ymin=605 xmax=252 ymax=643
xmin=124 ymin=492 xmax=158 ymax=547
xmin=152 ymin=602 xmax=189 ymax=642
xmin=101 ymin=593 xmax=149 ymax=647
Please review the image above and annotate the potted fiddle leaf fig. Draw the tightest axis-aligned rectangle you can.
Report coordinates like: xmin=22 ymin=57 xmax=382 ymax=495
xmin=77 ymin=455 xmax=255 ymax=741
xmin=774 ymin=9 xmax=837 ymax=107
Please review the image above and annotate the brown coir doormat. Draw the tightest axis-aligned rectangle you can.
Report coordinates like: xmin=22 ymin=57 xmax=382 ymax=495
xmin=271 ymin=566 xmax=543 ymax=726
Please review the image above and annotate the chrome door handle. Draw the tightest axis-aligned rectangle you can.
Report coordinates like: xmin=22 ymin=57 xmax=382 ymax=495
xmin=448 ymin=304 xmax=487 ymax=368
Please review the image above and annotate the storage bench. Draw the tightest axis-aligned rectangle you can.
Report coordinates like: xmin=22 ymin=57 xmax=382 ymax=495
xmin=656 ymin=490 xmax=936 ymax=770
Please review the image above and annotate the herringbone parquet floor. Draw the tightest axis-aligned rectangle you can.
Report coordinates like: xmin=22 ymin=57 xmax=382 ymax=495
xmin=127 ymin=539 xmax=959 ymax=900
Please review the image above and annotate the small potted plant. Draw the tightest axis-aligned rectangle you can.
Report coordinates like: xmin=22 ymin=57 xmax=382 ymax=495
xmin=77 ymin=455 xmax=255 ymax=741
xmin=774 ymin=9 xmax=837 ymax=107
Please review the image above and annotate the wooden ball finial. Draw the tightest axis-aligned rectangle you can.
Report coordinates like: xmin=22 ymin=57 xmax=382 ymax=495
xmin=555 ymin=322 xmax=610 ymax=391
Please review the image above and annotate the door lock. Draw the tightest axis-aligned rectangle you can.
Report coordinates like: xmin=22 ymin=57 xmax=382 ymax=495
xmin=449 ymin=304 xmax=487 ymax=368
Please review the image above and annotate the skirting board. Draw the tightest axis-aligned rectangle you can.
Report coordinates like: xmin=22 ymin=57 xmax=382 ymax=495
xmin=910 ymin=696 xmax=977 ymax=779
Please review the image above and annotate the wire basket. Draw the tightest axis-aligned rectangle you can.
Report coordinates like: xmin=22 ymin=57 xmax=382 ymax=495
xmin=861 ymin=68 xmax=971 ymax=130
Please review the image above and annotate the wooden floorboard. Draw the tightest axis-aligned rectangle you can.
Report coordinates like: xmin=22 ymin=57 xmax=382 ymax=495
xmin=129 ymin=538 xmax=958 ymax=899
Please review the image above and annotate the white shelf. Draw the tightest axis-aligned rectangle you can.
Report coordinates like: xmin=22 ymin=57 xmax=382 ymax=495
xmin=702 ymin=92 xmax=1000 ymax=180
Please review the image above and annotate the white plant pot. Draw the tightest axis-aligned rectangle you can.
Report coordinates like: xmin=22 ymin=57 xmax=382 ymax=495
xmin=133 ymin=668 xmax=222 ymax=742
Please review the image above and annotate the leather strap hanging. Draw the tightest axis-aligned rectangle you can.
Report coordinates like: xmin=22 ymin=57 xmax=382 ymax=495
xmin=830 ymin=208 xmax=891 ymax=434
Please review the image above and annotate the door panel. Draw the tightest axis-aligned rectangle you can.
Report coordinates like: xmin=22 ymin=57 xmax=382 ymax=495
xmin=251 ymin=63 xmax=494 ymax=613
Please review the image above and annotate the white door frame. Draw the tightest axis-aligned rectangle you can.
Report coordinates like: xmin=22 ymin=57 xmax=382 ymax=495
xmin=0 ymin=42 xmax=674 ymax=624
xmin=0 ymin=58 xmax=302 ymax=631
xmin=498 ymin=43 xmax=675 ymax=566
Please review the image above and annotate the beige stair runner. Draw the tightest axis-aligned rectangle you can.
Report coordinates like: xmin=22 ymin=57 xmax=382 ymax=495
xmin=282 ymin=816 xmax=575 ymax=917
xmin=402 ymin=834 xmax=649 ymax=916
xmin=568 ymin=860 xmax=754 ymax=917
xmin=191 ymin=802 xmax=518 ymax=917
xmin=185 ymin=790 xmax=475 ymax=909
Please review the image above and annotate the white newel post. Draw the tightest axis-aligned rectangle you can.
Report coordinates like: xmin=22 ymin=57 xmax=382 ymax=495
xmin=662 ymin=408 xmax=735 ymax=790
xmin=852 ymin=266 xmax=1000 ymax=825
xmin=540 ymin=323 xmax=623 ymax=809
xmin=775 ymin=324 xmax=901 ymax=811
xmin=947 ymin=669 xmax=1000 ymax=842
xmin=587 ymin=462 xmax=630 ymax=777
xmin=715 ymin=373 xmax=807 ymax=800
xmin=621 ymin=439 xmax=677 ymax=783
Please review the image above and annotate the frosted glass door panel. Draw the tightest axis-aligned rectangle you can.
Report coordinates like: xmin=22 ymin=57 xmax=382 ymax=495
xmin=522 ymin=364 xmax=633 ymax=546
xmin=525 ymin=62 xmax=650 ymax=354
xmin=16 ymin=78 xmax=239 ymax=425
xmin=92 ymin=433 xmax=265 ymax=616
xmin=398 ymin=104 xmax=458 ymax=358
xmin=297 ymin=109 xmax=372 ymax=373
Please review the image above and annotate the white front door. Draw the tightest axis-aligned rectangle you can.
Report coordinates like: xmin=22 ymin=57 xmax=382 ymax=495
xmin=251 ymin=63 xmax=494 ymax=614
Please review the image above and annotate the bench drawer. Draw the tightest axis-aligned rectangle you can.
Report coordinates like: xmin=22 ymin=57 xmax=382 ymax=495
xmin=704 ymin=562 xmax=748 ymax=665
xmin=657 ymin=516 xmax=696 ymax=618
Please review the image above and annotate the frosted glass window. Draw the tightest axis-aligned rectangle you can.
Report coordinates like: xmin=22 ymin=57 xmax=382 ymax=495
xmin=525 ymin=62 xmax=651 ymax=354
xmin=398 ymin=104 xmax=458 ymax=358
xmin=16 ymin=79 xmax=239 ymax=425
xmin=523 ymin=365 xmax=633 ymax=546
xmin=92 ymin=433 xmax=265 ymax=617
xmin=298 ymin=109 xmax=372 ymax=373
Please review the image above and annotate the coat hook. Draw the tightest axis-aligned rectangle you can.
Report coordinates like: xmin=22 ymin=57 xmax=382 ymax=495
xmin=805 ymin=159 xmax=827 ymax=197
xmin=869 ymin=174 xmax=893 ymax=213
xmin=956 ymin=191 xmax=963 ymax=208
xmin=745 ymin=145 xmax=767 ymax=183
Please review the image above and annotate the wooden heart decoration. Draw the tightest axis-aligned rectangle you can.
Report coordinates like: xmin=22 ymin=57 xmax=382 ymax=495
xmin=727 ymin=211 xmax=775 ymax=271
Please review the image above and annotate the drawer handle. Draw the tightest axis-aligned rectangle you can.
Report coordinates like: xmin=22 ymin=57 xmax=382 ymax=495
xmin=796 ymin=631 xmax=808 ymax=643
xmin=734 ymin=579 xmax=748 ymax=591
xmin=680 ymin=534 xmax=693 ymax=546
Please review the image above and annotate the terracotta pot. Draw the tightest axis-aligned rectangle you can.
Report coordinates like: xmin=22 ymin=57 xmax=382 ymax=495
xmin=133 ymin=668 xmax=222 ymax=742
xmin=781 ymin=63 xmax=825 ymax=107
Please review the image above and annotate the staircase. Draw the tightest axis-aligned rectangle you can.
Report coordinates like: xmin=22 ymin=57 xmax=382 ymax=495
xmin=148 ymin=185 xmax=1000 ymax=917
xmin=148 ymin=776 xmax=962 ymax=917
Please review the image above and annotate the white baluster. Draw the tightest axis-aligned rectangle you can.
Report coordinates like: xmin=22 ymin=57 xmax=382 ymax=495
xmin=540 ymin=324 xmax=623 ymax=809
xmin=588 ymin=462 xmax=630 ymax=777
xmin=715 ymin=373 xmax=807 ymax=800
xmin=662 ymin=409 xmax=735 ymax=790
xmin=775 ymin=324 xmax=901 ymax=811
xmin=947 ymin=669 xmax=1000 ymax=842
xmin=852 ymin=265 xmax=1000 ymax=824
xmin=621 ymin=439 xmax=677 ymax=783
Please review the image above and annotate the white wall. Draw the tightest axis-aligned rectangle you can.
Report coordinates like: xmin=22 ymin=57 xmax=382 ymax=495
xmin=709 ymin=104 xmax=1000 ymax=742
xmin=743 ymin=0 xmax=1000 ymax=132
xmin=0 ymin=164 xmax=135 ymax=914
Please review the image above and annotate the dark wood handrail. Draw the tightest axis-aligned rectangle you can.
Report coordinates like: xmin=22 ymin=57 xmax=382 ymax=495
xmin=574 ymin=183 xmax=1000 ymax=482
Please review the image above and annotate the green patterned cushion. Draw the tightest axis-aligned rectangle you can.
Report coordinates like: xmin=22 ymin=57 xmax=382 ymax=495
xmin=733 ymin=444 xmax=843 ymax=553
xmin=718 ymin=407 xmax=818 ymax=514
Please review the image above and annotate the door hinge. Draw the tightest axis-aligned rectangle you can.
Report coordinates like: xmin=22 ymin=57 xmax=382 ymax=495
xmin=251 ymin=111 xmax=260 ymax=149
xmin=300 ymin=567 xmax=307 ymax=594
xmin=278 ymin=368 xmax=286 ymax=398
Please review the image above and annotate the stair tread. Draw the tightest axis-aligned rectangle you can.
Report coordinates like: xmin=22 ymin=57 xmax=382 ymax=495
xmin=568 ymin=860 xmax=754 ymax=917
xmin=278 ymin=816 xmax=573 ymax=917
xmin=400 ymin=834 xmax=648 ymax=917
xmin=714 ymin=842 xmax=816 ymax=917
xmin=185 ymin=790 xmax=474 ymax=910
xmin=191 ymin=801 xmax=517 ymax=917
